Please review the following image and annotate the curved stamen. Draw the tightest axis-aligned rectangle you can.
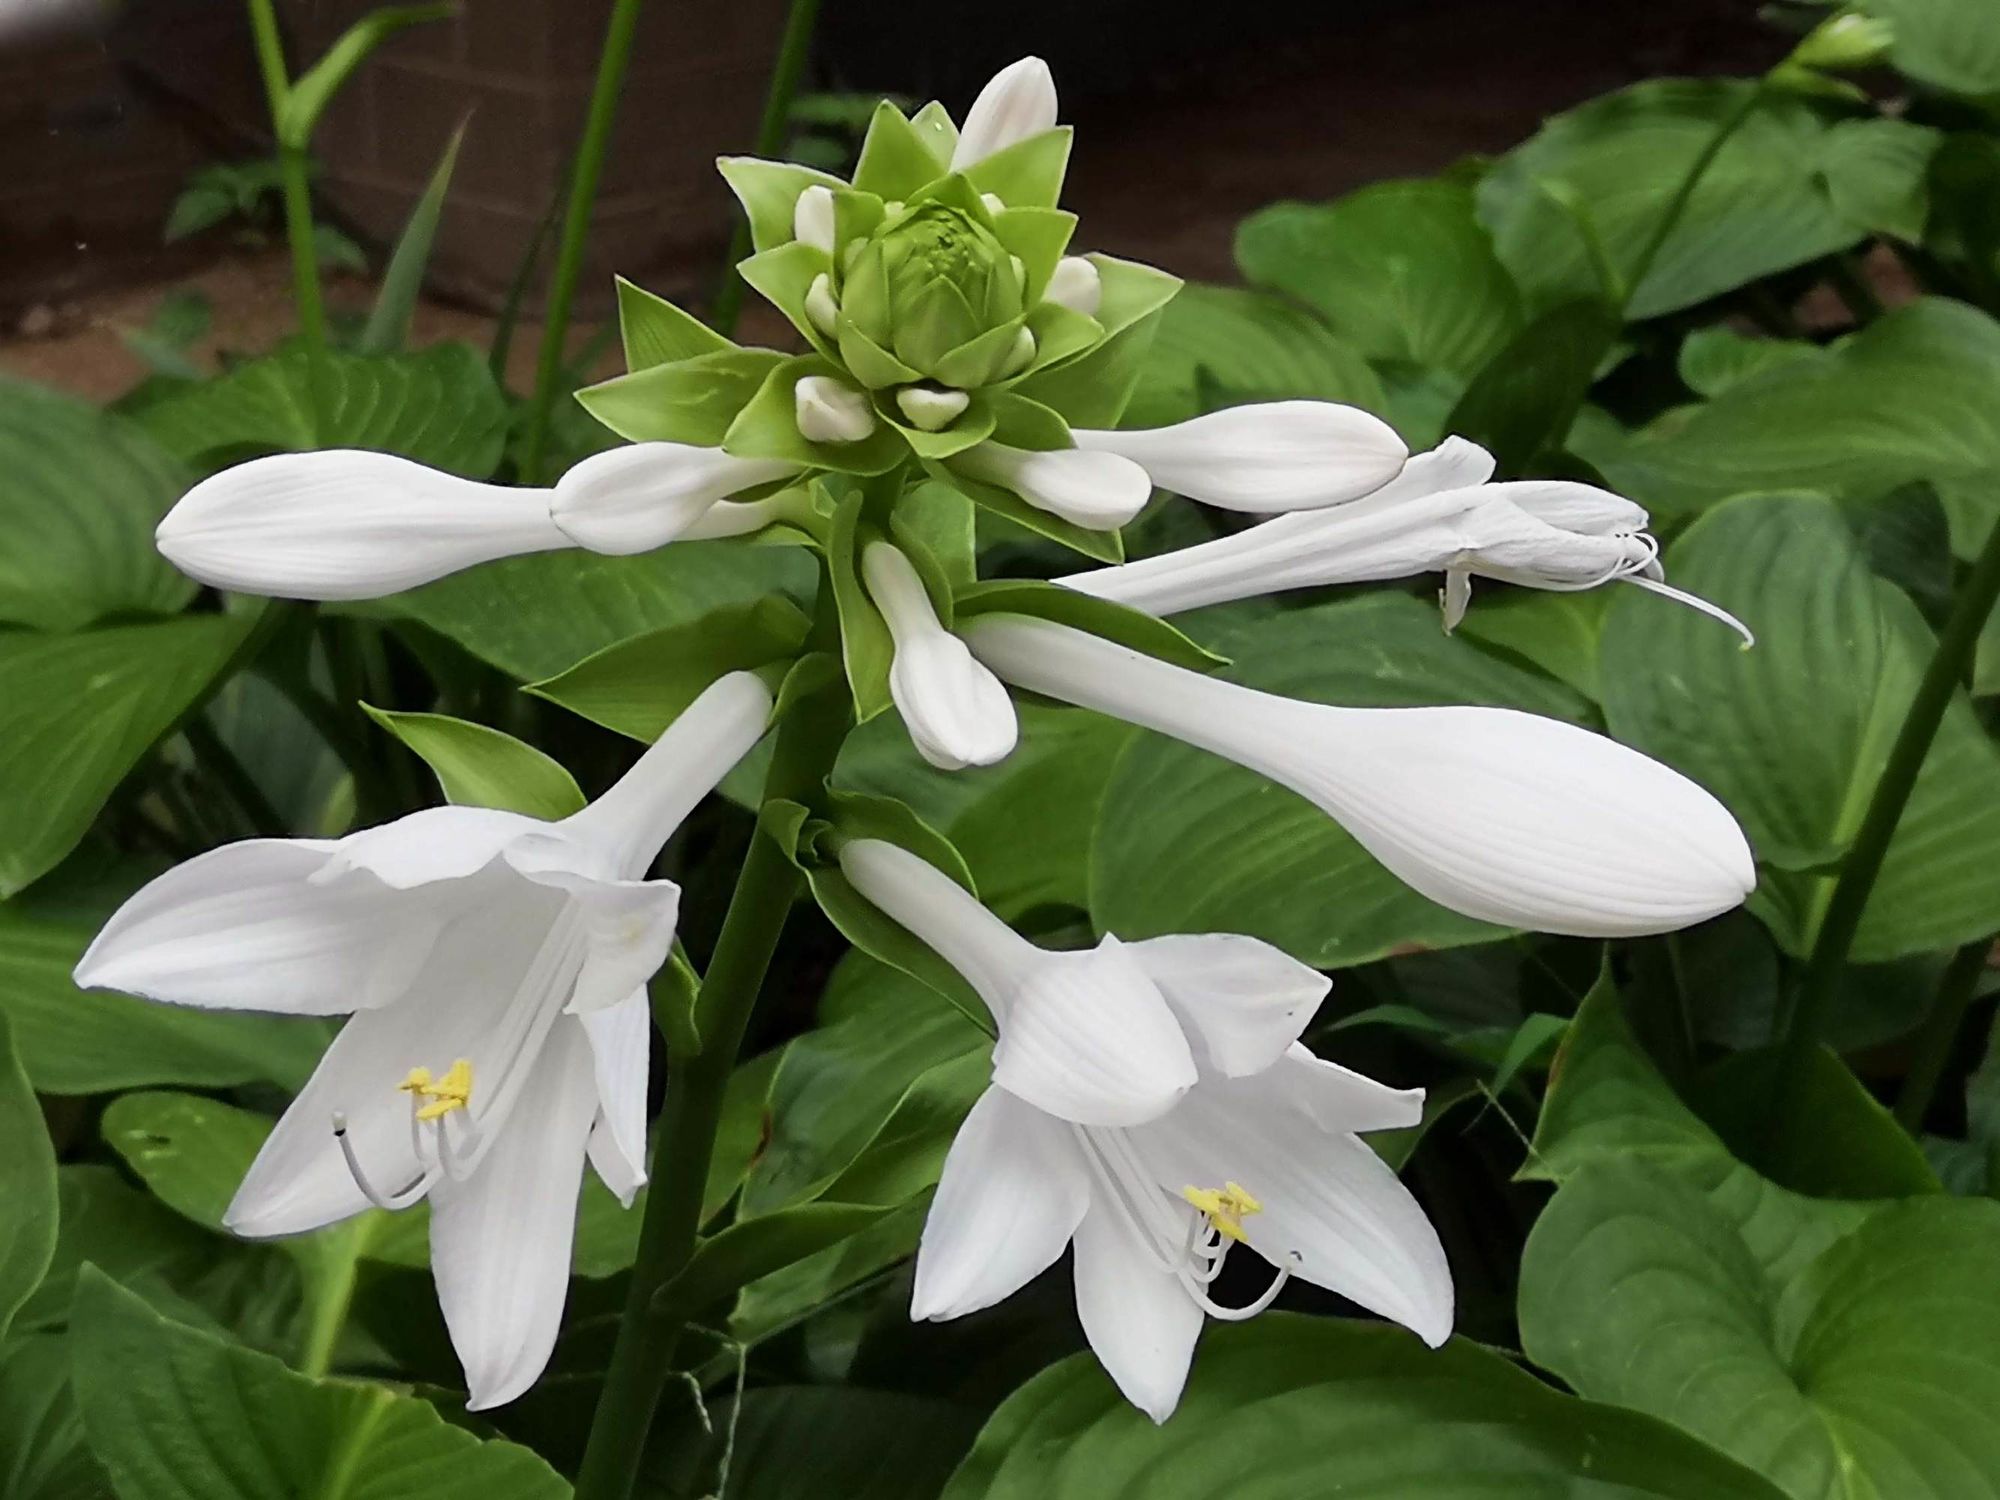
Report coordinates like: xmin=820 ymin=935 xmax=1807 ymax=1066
xmin=1180 ymin=1253 xmax=1298 ymax=1322
xmin=429 ymin=1110 xmax=483 ymax=1184
xmin=332 ymin=1112 xmax=428 ymax=1211
xmin=1621 ymin=572 xmax=1755 ymax=647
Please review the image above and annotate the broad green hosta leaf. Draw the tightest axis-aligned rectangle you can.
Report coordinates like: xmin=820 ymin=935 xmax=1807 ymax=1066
xmin=0 ymin=1334 xmax=103 ymax=1500
xmin=1234 ymin=179 xmax=1524 ymax=379
xmin=0 ymin=1014 xmax=57 ymax=1342
xmin=14 ymin=1166 xmax=213 ymax=1333
xmin=71 ymin=1271 xmax=570 ymax=1500
xmin=1477 ymin=80 xmax=1937 ymax=319
xmin=385 ymin=542 xmax=815 ymax=682
xmin=1519 ymin=977 xmax=2000 ymax=1500
xmin=1598 ymin=300 xmax=2000 ymax=547
xmin=0 ymin=379 xmax=194 ymax=631
xmin=133 ymin=342 xmax=510 ymax=478
xmin=942 ymin=1315 xmax=1784 ymax=1500
xmin=1121 ymin=283 xmax=1385 ymax=429
xmin=1676 ymin=327 xmax=1819 ymax=399
xmin=1089 ymin=593 xmax=1590 ymax=968
xmin=363 ymin=708 xmax=585 ymax=818
xmin=1860 ymin=0 xmax=2000 ymax=100
xmin=1599 ymin=493 xmax=2000 ymax=961
xmin=0 ymin=615 xmax=251 ymax=898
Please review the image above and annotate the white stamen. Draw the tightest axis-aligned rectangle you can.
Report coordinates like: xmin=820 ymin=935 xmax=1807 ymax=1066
xmin=332 ymin=1111 xmax=428 ymax=1211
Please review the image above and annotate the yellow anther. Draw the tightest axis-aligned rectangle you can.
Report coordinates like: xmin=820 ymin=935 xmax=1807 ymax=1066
xmin=1182 ymin=1181 xmax=1263 ymax=1244
xmin=399 ymin=1059 xmax=474 ymax=1122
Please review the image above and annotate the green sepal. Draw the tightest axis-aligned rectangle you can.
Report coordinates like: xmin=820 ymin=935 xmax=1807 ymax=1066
xmin=736 ymin=240 xmax=838 ymax=357
xmin=575 ymin=347 xmax=782 ymax=446
xmin=769 ymin=649 xmax=846 ymax=725
xmin=1091 ymin=252 xmax=1184 ymax=338
xmin=830 ymin=187 xmax=887 ymax=255
xmin=722 ymin=355 xmax=911 ymax=476
xmin=615 ymin=276 xmax=736 ymax=372
xmin=991 ymin=206 xmax=1077 ymax=300
xmin=904 ymin=170 xmax=996 ymax=220
xmin=526 ymin=596 xmax=810 ymax=741
xmin=838 ymin=238 xmax=891 ymax=332
xmin=886 ymin=512 xmax=958 ymax=627
xmin=931 ymin=318 xmax=1028 ymax=389
xmin=923 ymin=457 xmax=1124 ymax=564
xmin=908 ymin=100 xmax=959 ymax=167
xmin=1013 ymin=305 xmax=1166 ymax=427
xmin=828 ymin=488 xmax=897 ymax=721
xmin=838 ymin=321 xmax=921 ymax=389
xmin=955 ymin=579 xmax=1227 ymax=672
xmin=716 ymin=155 xmax=847 ymax=255
xmin=891 ymin=477 xmax=978 ymax=589
xmin=894 ymin=278 xmax=983 ymax=375
xmin=877 ymin=389 xmax=997 ymax=461
xmin=362 ymin=706 xmax=586 ymax=818
xmin=1018 ymin=300 xmax=1105 ymax=377
xmin=988 ymin=390 xmax=1073 ymax=449
xmin=963 ymin=126 xmax=1074 ymax=209
xmin=657 ymin=1202 xmax=893 ymax=1314
xmin=650 ymin=945 xmax=702 ymax=1057
xmin=852 ymin=101 xmax=947 ymax=200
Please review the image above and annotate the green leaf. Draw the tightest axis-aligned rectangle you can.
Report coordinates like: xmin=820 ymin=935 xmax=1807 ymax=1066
xmin=358 ymin=120 xmax=464 ymax=356
xmin=0 ymin=615 xmax=252 ymax=897
xmin=0 ymin=1332 xmax=103 ymax=1500
xmin=1676 ymin=327 xmax=1819 ymax=398
xmin=1444 ymin=298 xmax=1620 ymax=474
xmin=1477 ymin=79 xmax=1934 ymax=319
xmin=1235 ymin=179 xmax=1524 ymax=379
xmin=954 ymin=580 xmax=1225 ymax=672
xmin=135 ymin=342 xmax=510 ymax=478
xmin=826 ymin=492 xmax=896 ymax=721
xmin=0 ymin=1013 xmax=57 ymax=1342
xmin=665 ymin=1203 xmax=891 ymax=1311
xmin=14 ymin=1165 xmax=213 ymax=1334
xmin=0 ymin=378 xmax=196 ymax=631
xmin=385 ymin=541 xmax=814 ymax=682
xmin=70 ymin=1270 xmax=571 ymax=1499
xmin=363 ymin=707 xmax=584 ymax=818
xmin=1599 ymin=493 xmax=2000 ymax=962
xmin=1860 ymin=0 xmax=2000 ymax=100
xmin=943 ymin=1315 xmax=1786 ymax=1499
xmin=614 ymin=275 xmax=736 ymax=371
xmin=575 ymin=348 xmax=782 ymax=448
xmin=278 ymin=5 xmax=454 ymax=144
xmin=1090 ymin=593 xmax=1590 ymax=968
xmin=527 ymin=595 xmax=809 ymax=740
xmin=1122 ymin=283 xmax=1385 ymax=429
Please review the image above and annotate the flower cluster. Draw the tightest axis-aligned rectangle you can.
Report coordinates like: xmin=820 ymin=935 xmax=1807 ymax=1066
xmin=89 ymin=57 xmax=1758 ymax=1418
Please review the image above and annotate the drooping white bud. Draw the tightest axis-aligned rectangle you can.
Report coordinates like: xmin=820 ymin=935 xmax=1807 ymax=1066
xmin=805 ymin=272 xmax=840 ymax=336
xmin=953 ymin=441 xmax=1151 ymax=531
xmin=792 ymin=184 xmax=836 ymax=254
xmin=860 ymin=542 xmax=1018 ymax=771
xmin=1043 ymin=256 xmax=1101 ymax=316
xmin=550 ymin=443 xmax=797 ymax=556
xmin=896 ymin=385 xmax=972 ymax=432
xmin=794 ymin=374 xmax=876 ymax=444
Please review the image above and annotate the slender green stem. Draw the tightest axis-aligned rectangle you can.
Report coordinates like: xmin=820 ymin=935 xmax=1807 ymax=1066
xmin=572 ymin=646 xmax=849 ymax=1500
xmin=184 ymin=716 xmax=287 ymax=838
xmin=1895 ymin=937 xmax=1993 ymax=1131
xmin=519 ymin=0 xmax=648 ymax=482
xmin=244 ymin=0 xmax=326 ymax=356
xmin=298 ymin=1216 xmax=376 ymax=1378
xmin=1779 ymin=512 xmax=2000 ymax=1101
xmin=710 ymin=0 xmax=823 ymax=336
xmin=1621 ymin=80 xmax=1766 ymax=318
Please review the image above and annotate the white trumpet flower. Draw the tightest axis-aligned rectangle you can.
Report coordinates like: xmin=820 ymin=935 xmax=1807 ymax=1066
xmin=950 ymin=56 xmax=1059 ymax=171
xmin=155 ymin=450 xmax=573 ymax=601
xmin=966 ymin=616 xmax=1756 ymax=937
xmin=861 ymin=542 xmax=1017 ymax=771
xmin=74 ymin=673 xmax=776 ymax=1410
xmin=952 ymin=441 xmax=1151 ymax=530
xmin=1062 ymin=436 xmax=1750 ymax=639
xmin=1072 ymin=401 xmax=1408 ymax=513
xmin=549 ymin=442 xmax=797 ymax=557
xmin=838 ymin=839 xmax=1449 ymax=1421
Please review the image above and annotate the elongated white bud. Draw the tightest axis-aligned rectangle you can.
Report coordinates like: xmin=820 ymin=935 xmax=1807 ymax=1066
xmin=954 ymin=441 xmax=1150 ymax=530
xmin=862 ymin=541 xmax=1017 ymax=770
xmin=950 ymin=56 xmax=1059 ymax=170
xmin=154 ymin=449 xmax=571 ymax=601
xmin=1043 ymin=256 xmax=1101 ymax=316
xmin=793 ymin=184 xmax=836 ymax=253
xmin=805 ymin=272 xmax=840 ymax=336
xmin=550 ymin=443 xmax=797 ymax=556
xmin=794 ymin=374 xmax=876 ymax=444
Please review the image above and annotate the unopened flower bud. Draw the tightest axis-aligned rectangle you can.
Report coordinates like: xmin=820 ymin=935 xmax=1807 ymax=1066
xmin=795 ymin=374 xmax=876 ymax=444
xmin=1001 ymin=326 xmax=1037 ymax=378
xmin=1044 ymin=255 xmax=1101 ymax=317
xmin=981 ymin=192 xmax=1006 ymax=215
xmin=805 ymin=272 xmax=840 ymax=336
xmin=793 ymin=185 xmax=836 ymax=254
xmin=896 ymin=385 xmax=972 ymax=432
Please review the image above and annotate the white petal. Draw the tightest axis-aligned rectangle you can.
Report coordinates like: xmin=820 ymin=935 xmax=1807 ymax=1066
xmin=502 ymin=863 xmax=679 ymax=1014
xmin=1043 ymin=256 xmax=1101 ymax=316
xmin=950 ymin=56 xmax=1058 ymax=170
xmin=837 ymin=838 xmax=1033 ymax=1004
xmin=954 ymin=441 xmax=1150 ymax=530
xmin=1489 ymin=479 xmax=1648 ymax=536
xmin=992 ymin=937 xmax=1196 ymax=1128
xmin=315 ymin=805 xmax=543 ymax=890
xmin=73 ymin=838 xmax=433 ymax=1014
xmin=1120 ymin=933 xmax=1329 ymax=1078
xmin=1266 ymin=1042 xmax=1425 ymax=1135
xmin=794 ymin=374 xmax=875 ymax=444
xmin=792 ymin=183 xmax=836 ymax=253
xmin=967 ymin=616 xmax=1757 ymax=937
xmin=1070 ymin=1201 xmax=1203 ymax=1423
xmin=680 ymin=495 xmax=787 ymax=540
xmin=549 ymin=443 xmax=796 ymax=556
xmin=155 ymin=450 xmax=569 ymax=601
xmin=912 ymin=1086 xmax=1089 ymax=1320
xmin=431 ymin=1019 xmax=598 ymax=1410
xmin=889 ymin=632 xmax=1020 ymax=769
xmin=580 ymin=995 xmax=649 ymax=1202
xmin=1073 ymin=402 xmax=1407 ymax=513
xmin=1132 ymin=1077 xmax=1454 ymax=1347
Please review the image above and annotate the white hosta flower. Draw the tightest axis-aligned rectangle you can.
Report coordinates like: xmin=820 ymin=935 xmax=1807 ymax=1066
xmin=1062 ymin=436 xmax=1750 ymax=640
xmin=794 ymin=374 xmax=876 ymax=444
xmin=966 ymin=616 xmax=1756 ymax=937
xmin=1072 ymin=401 xmax=1408 ymax=513
xmin=155 ymin=450 xmax=573 ymax=601
xmin=953 ymin=441 xmax=1151 ymax=530
xmin=950 ymin=56 xmax=1058 ymax=171
xmin=74 ymin=673 xmax=776 ymax=1409
xmin=549 ymin=442 xmax=797 ymax=556
xmin=1043 ymin=255 xmax=1101 ymax=316
xmin=792 ymin=183 xmax=836 ymax=254
xmin=838 ymin=839 xmax=1449 ymax=1421
xmin=861 ymin=542 xmax=1017 ymax=770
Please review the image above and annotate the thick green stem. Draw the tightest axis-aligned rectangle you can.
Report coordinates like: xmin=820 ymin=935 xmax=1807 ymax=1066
xmin=1779 ymin=513 xmax=2000 ymax=1103
xmin=244 ymin=0 xmax=326 ymax=356
xmin=519 ymin=0 xmax=648 ymax=482
xmin=710 ymin=0 xmax=822 ymax=336
xmin=1895 ymin=937 xmax=1993 ymax=1131
xmin=1621 ymin=80 xmax=1765 ymax=318
xmin=572 ymin=653 xmax=848 ymax=1500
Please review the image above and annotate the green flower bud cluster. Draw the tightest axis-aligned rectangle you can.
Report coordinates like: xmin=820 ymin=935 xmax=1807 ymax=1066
xmin=840 ymin=200 xmax=1031 ymax=388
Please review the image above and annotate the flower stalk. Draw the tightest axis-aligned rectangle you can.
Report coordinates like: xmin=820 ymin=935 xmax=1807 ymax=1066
xmin=243 ymin=0 xmax=326 ymax=404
